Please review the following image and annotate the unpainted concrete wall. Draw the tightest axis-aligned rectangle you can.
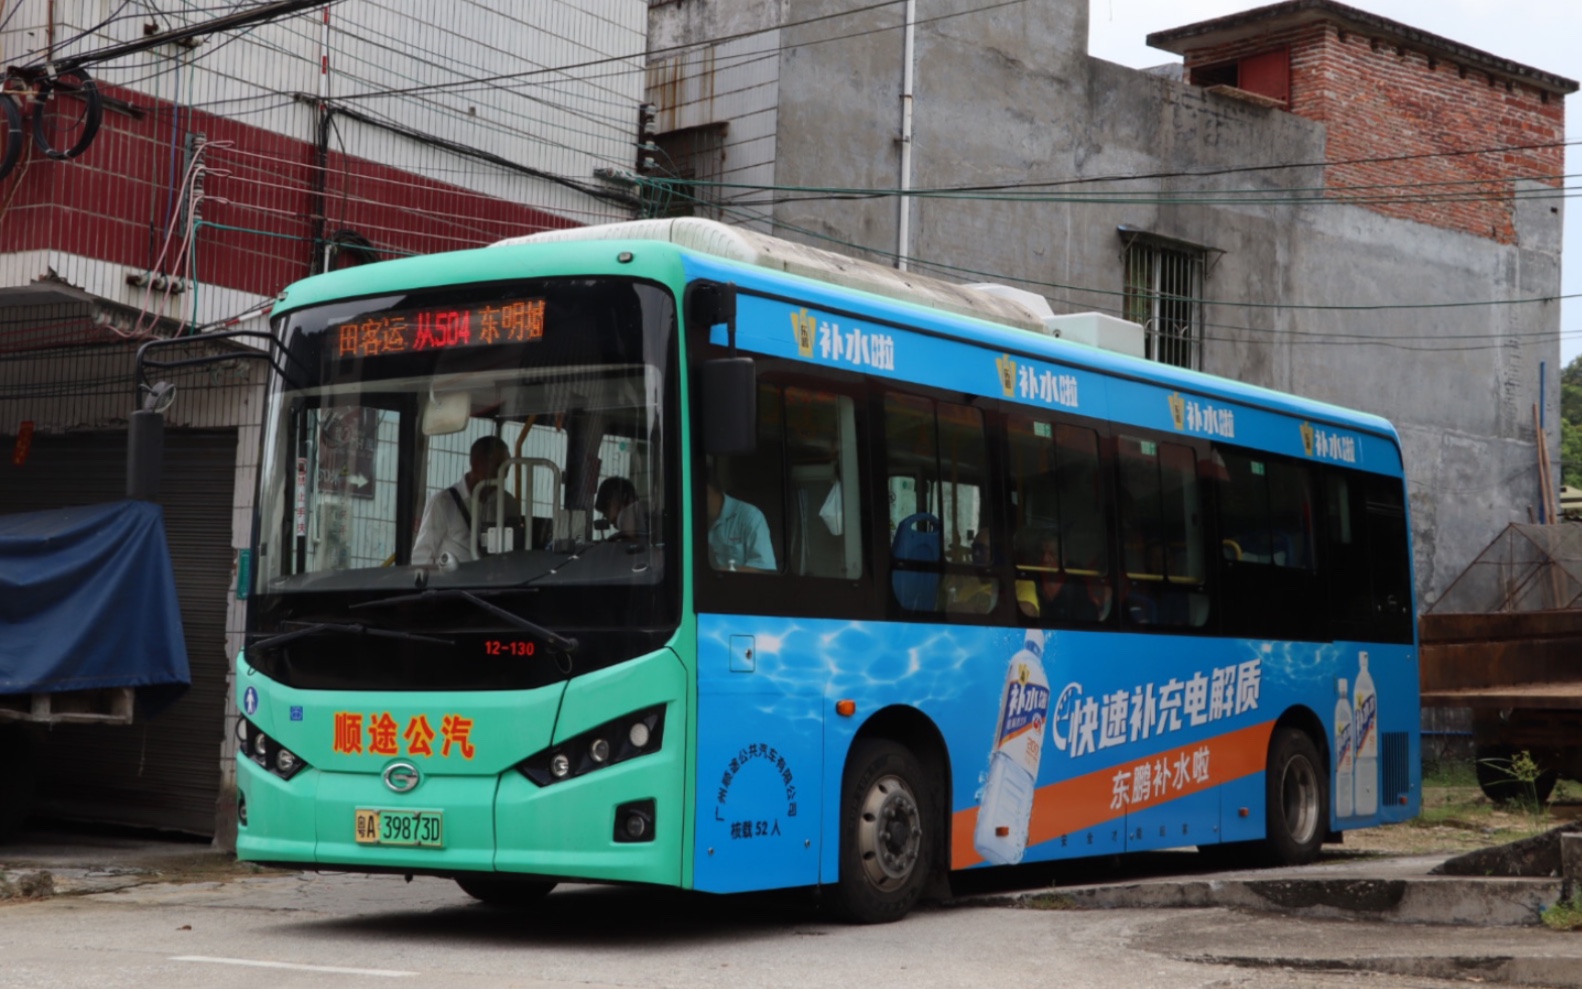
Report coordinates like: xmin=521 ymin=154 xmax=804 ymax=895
xmin=647 ymin=0 xmax=1564 ymax=606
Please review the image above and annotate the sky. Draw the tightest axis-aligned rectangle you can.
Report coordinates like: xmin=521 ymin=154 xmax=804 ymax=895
xmin=1088 ymin=0 xmax=1582 ymax=368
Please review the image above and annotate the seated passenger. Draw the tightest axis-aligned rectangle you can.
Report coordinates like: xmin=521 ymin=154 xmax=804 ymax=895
xmin=706 ymin=469 xmax=776 ymax=572
xmin=594 ymin=476 xmax=649 ymax=538
xmin=1020 ymin=532 xmax=1110 ymax=622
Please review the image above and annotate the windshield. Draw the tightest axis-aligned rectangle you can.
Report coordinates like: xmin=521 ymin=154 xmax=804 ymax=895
xmin=254 ymin=277 xmax=675 ymax=611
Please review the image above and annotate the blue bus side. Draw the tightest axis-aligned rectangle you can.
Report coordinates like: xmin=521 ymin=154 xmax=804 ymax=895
xmin=677 ymin=250 xmax=1419 ymax=894
xmin=691 ymin=618 xmax=1418 ymax=892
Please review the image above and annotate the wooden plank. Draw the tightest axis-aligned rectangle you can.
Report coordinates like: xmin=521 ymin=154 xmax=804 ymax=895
xmin=0 ymin=689 xmax=137 ymax=725
xmin=1421 ymin=609 xmax=1582 ymax=643
xmin=1421 ymin=684 xmax=1582 ymax=709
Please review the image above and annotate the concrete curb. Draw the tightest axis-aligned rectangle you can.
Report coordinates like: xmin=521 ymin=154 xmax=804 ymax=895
xmin=1059 ymin=874 xmax=1563 ymax=926
xmin=1192 ymin=953 xmax=1582 ymax=989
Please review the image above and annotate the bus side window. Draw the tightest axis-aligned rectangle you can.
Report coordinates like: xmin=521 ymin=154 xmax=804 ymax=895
xmin=1218 ymin=448 xmax=1318 ymax=639
xmin=1117 ymin=435 xmax=1208 ymax=628
xmin=708 ymin=382 xmax=786 ymax=574
xmin=882 ymin=394 xmax=997 ymax=615
xmin=1325 ymin=471 xmax=1413 ymax=643
xmin=784 ymin=387 xmax=862 ymax=579
xmin=1005 ymin=415 xmax=1110 ymax=625
xmin=884 ymin=394 xmax=942 ymax=612
xmin=937 ymin=401 xmax=996 ymax=615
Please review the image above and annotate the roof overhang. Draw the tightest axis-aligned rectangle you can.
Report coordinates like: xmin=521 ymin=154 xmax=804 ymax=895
xmin=1147 ymin=0 xmax=1578 ymax=96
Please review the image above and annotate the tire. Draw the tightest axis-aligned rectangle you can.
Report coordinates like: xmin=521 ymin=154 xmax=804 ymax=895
xmin=825 ymin=739 xmax=933 ymax=924
xmin=454 ymin=875 xmax=556 ymax=906
xmin=1474 ymin=745 xmax=1557 ymax=806
xmin=1260 ymin=727 xmax=1326 ymax=866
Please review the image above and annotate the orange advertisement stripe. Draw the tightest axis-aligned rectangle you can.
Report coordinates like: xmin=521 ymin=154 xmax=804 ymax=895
xmin=951 ymin=719 xmax=1275 ymax=869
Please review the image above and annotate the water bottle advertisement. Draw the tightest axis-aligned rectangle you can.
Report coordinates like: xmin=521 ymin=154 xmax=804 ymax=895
xmin=693 ymin=614 xmax=1418 ymax=892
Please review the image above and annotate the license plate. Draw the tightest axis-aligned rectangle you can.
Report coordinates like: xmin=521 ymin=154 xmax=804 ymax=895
xmin=354 ymin=808 xmax=444 ymax=847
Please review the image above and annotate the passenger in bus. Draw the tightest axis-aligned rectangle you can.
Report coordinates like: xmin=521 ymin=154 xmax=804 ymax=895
xmin=594 ymin=476 xmax=649 ymax=538
xmin=412 ymin=435 xmax=520 ymax=565
xmin=1018 ymin=530 xmax=1111 ymax=623
xmin=706 ymin=469 xmax=776 ymax=572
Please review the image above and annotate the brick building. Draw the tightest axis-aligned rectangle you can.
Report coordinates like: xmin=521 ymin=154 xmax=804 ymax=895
xmin=1149 ymin=1 xmax=1571 ymax=246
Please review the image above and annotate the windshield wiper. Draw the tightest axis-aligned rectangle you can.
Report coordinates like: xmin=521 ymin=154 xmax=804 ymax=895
xmin=351 ymin=589 xmax=579 ymax=655
xmin=248 ymin=621 xmax=455 ymax=652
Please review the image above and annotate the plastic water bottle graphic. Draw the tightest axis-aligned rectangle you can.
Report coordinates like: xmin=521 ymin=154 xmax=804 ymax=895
xmin=974 ymin=630 xmax=1050 ymax=866
xmin=1333 ymin=678 xmax=1354 ymax=819
xmin=1353 ymin=652 xmax=1379 ymax=816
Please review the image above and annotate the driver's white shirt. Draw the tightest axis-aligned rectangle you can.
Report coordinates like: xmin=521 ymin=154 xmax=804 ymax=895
xmin=412 ymin=479 xmax=520 ymax=565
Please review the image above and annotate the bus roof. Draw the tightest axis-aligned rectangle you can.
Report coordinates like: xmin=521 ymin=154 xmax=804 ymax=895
xmin=273 ymin=219 xmax=1399 ymax=455
xmin=496 ymin=219 xmax=1050 ymax=333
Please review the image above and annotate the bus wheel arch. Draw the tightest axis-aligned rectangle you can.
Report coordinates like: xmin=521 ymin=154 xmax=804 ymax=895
xmin=827 ymin=706 xmax=949 ymax=923
xmin=1261 ymin=708 xmax=1329 ymax=866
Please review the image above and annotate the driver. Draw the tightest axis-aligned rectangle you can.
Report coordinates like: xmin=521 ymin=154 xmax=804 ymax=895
xmin=412 ymin=435 xmax=520 ymax=565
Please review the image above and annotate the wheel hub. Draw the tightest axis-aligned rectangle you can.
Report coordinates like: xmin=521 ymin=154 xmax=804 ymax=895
xmin=1281 ymin=755 xmax=1319 ymax=845
xmin=857 ymin=774 xmax=921 ymax=888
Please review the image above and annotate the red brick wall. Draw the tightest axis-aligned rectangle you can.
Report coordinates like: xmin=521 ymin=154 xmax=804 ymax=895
xmin=0 ymin=83 xmax=578 ymax=303
xmin=1182 ymin=23 xmax=1565 ymax=244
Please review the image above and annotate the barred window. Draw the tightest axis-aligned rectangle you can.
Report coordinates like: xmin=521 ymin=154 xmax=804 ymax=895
xmin=644 ymin=123 xmax=727 ymax=219
xmin=1122 ymin=236 xmax=1206 ymax=370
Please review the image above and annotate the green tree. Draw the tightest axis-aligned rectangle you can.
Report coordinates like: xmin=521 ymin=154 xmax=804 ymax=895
xmin=1564 ymin=355 xmax=1582 ymax=490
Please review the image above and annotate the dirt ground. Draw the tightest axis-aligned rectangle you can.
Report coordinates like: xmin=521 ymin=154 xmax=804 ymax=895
xmin=1336 ymin=786 xmax=1582 ymax=856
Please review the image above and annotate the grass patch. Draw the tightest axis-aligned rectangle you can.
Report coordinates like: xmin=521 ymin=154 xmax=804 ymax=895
xmin=1541 ymin=894 xmax=1582 ymax=932
xmin=1423 ymin=758 xmax=1480 ymax=789
xmin=1409 ymin=801 xmax=1497 ymax=831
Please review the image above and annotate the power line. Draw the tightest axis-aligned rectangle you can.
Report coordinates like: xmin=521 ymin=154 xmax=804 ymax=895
xmin=323 ymin=0 xmax=1029 ymax=103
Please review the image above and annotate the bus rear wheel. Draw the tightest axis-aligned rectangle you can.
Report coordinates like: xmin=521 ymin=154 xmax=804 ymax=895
xmin=1261 ymin=727 xmax=1326 ymax=866
xmin=826 ymin=739 xmax=932 ymax=924
xmin=455 ymin=875 xmax=556 ymax=906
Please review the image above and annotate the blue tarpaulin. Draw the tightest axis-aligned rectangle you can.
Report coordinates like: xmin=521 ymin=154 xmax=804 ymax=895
xmin=0 ymin=501 xmax=190 ymax=707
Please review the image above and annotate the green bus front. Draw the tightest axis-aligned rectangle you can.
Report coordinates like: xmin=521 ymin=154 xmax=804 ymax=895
xmin=235 ymin=242 xmax=698 ymax=889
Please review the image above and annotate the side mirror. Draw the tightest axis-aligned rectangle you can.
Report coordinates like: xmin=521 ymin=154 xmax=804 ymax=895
xmin=701 ymin=357 xmax=756 ymax=455
xmin=687 ymin=280 xmax=737 ymax=337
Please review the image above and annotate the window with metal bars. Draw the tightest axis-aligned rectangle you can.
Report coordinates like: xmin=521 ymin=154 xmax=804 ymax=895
xmin=1122 ymin=238 xmax=1206 ymax=370
xmin=644 ymin=124 xmax=727 ymax=219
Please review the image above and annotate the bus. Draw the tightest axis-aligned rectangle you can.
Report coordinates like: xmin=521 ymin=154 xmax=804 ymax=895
xmin=217 ymin=218 xmax=1418 ymax=923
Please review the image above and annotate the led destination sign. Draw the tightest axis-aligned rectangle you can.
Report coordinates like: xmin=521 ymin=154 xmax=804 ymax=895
xmin=333 ymin=298 xmax=546 ymax=359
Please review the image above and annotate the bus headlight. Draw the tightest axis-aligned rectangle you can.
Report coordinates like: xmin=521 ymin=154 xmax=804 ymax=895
xmin=237 ymin=717 xmax=310 ymax=781
xmin=516 ymin=705 xmax=665 ymax=786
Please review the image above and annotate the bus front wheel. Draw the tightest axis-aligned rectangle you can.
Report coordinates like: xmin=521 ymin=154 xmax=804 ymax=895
xmin=455 ymin=875 xmax=556 ymax=907
xmin=1261 ymin=727 xmax=1326 ymax=866
xmin=826 ymin=738 xmax=932 ymax=924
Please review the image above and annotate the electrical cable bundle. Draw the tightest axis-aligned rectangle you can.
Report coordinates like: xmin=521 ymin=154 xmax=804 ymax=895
xmin=0 ymin=67 xmax=104 ymax=180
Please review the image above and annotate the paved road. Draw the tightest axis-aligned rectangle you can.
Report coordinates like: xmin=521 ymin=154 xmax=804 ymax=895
xmin=0 ymin=869 xmax=1537 ymax=989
